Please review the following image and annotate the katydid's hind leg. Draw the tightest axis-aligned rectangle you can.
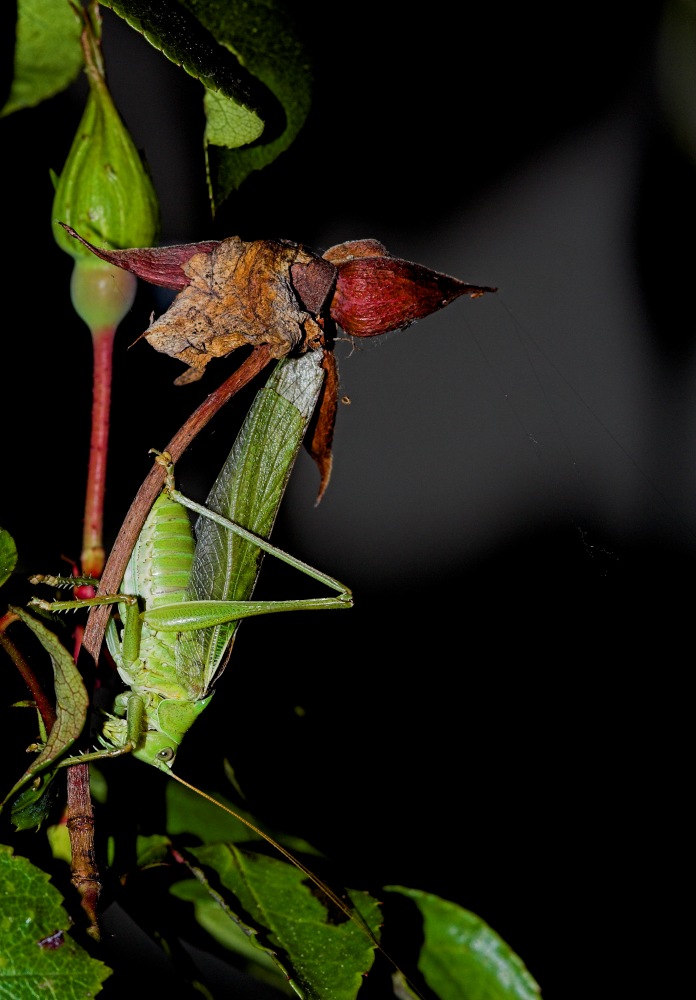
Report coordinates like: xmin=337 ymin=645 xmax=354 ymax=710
xmin=157 ymin=472 xmax=352 ymax=600
xmin=147 ymin=449 xmax=333 ymax=584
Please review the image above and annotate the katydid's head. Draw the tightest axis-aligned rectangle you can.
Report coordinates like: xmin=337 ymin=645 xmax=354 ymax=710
xmin=134 ymin=695 xmax=214 ymax=771
xmin=133 ymin=729 xmax=180 ymax=771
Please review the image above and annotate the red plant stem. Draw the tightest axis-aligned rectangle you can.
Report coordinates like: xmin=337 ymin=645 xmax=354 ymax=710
xmin=68 ymin=324 xmax=115 ymax=938
xmin=0 ymin=624 xmax=57 ymax=732
xmin=81 ymin=327 xmax=115 ymax=578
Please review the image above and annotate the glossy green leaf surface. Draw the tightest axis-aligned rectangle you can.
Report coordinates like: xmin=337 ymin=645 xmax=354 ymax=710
xmin=166 ymin=777 xmax=263 ymax=845
xmin=386 ymin=886 xmax=542 ymax=1000
xmin=6 ymin=772 xmax=61 ymax=833
xmin=0 ymin=844 xmax=111 ymax=998
xmin=4 ymin=0 xmax=311 ymax=202
xmin=188 ymin=0 xmax=313 ymax=205
xmin=171 ymin=876 xmax=290 ymax=985
xmin=185 ymin=841 xmax=381 ymax=1000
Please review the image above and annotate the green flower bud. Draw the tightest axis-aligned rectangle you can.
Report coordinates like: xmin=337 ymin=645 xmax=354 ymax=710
xmin=52 ymin=26 xmax=159 ymax=260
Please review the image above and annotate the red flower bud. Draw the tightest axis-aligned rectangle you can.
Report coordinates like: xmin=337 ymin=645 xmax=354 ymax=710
xmin=326 ymin=241 xmax=496 ymax=338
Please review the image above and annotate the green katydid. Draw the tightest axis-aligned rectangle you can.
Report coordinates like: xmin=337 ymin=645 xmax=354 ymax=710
xmin=30 ymin=349 xmax=351 ymax=774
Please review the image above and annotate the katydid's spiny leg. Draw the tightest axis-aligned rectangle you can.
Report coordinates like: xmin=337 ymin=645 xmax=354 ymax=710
xmin=160 ymin=454 xmax=351 ymax=597
xmin=143 ymin=451 xmax=352 ymax=637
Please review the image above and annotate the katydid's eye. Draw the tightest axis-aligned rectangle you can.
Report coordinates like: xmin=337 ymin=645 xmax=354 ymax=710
xmin=157 ymin=747 xmax=175 ymax=762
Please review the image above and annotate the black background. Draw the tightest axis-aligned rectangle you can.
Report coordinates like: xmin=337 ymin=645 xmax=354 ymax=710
xmin=1 ymin=3 xmax=691 ymax=998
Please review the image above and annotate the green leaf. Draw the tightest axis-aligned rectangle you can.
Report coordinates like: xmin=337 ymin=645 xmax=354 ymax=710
xmin=101 ymin=0 xmax=312 ymax=206
xmin=134 ymin=832 xmax=172 ymax=868
xmin=0 ymin=843 xmax=111 ymax=997
xmin=167 ymin=781 xmax=379 ymax=997
xmin=189 ymin=0 xmax=313 ymax=206
xmin=1 ymin=0 xmax=83 ymax=117
xmin=7 ymin=771 xmax=62 ymax=832
xmin=1 ymin=607 xmax=90 ymax=810
xmin=0 ymin=527 xmax=17 ymax=587
xmin=386 ymin=886 xmax=542 ymax=1000
xmin=166 ymin=778 xmax=260 ymax=845
xmin=185 ymin=841 xmax=382 ymax=1000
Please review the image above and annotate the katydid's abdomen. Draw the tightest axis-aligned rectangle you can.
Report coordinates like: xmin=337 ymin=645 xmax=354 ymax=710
xmin=109 ymin=491 xmax=196 ymax=701
xmin=125 ymin=490 xmax=196 ymax=609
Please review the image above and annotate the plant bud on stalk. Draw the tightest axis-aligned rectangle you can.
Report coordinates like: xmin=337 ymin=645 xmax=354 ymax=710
xmin=51 ymin=7 xmax=160 ymax=578
xmin=51 ymin=11 xmax=159 ymax=329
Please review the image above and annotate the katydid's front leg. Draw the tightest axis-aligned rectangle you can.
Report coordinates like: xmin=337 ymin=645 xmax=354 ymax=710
xmin=53 ymin=691 xmax=146 ymax=766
